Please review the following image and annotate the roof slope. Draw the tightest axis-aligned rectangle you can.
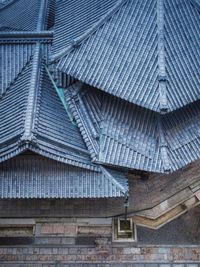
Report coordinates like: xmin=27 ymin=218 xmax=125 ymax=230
xmin=65 ymin=82 xmax=102 ymax=161
xmin=0 ymin=0 xmax=42 ymax=31
xmin=56 ymin=0 xmax=200 ymax=113
xmin=52 ymin=0 xmax=119 ymax=56
xmin=0 ymin=58 xmax=32 ymax=161
xmin=0 ymin=42 xmax=35 ymax=96
xmin=65 ymin=83 xmax=200 ymax=173
xmin=0 ymin=44 xmax=95 ymax=171
xmin=0 ymin=154 xmax=128 ymax=198
xmin=165 ymin=0 xmax=200 ymax=111
xmin=0 ymin=0 xmax=129 ymax=199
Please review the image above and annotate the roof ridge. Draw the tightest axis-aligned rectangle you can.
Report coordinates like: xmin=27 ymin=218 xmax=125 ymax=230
xmin=51 ymin=0 xmax=128 ymax=62
xmin=0 ymin=31 xmax=53 ymax=41
xmin=37 ymin=0 xmax=49 ymax=31
xmin=0 ymin=56 xmax=33 ymax=99
xmin=157 ymin=0 xmax=168 ymax=113
xmin=20 ymin=43 xmax=41 ymax=144
xmin=157 ymin=115 xmax=171 ymax=173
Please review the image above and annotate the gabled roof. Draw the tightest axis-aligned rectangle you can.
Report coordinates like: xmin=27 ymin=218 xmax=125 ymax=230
xmin=0 ymin=44 xmax=96 ymax=171
xmin=0 ymin=0 xmax=130 ymax=199
xmin=0 ymin=153 xmax=128 ymax=198
xmin=65 ymin=83 xmax=200 ymax=173
xmin=55 ymin=0 xmax=200 ymax=113
xmin=0 ymin=30 xmax=53 ymax=97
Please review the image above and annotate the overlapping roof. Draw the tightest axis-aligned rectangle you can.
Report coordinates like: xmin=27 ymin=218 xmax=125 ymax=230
xmin=1 ymin=0 xmax=200 ymax=198
xmin=49 ymin=0 xmax=200 ymax=175
xmin=65 ymin=83 xmax=200 ymax=173
xmin=0 ymin=0 xmax=128 ymax=198
xmin=55 ymin=0 xmax=200 ymax=113
xmin=52 ymin=0 xmax=119 ymax=56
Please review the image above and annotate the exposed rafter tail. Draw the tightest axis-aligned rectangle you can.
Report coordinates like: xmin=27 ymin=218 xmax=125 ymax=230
xmin=157 ymin=0 xmax=168 ymax=113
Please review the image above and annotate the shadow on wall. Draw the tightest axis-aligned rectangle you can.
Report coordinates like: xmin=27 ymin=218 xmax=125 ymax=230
xmin=137 ymin=206 xmax=200 ymax=245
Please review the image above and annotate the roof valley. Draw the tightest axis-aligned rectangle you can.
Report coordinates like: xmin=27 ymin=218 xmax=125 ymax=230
xmin=157 ymin=0 xmax=168 ymax=113
xmin=64 ymin=82 xmax=100 ymax=160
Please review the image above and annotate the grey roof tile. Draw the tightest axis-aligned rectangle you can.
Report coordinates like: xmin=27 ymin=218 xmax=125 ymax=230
xmin=56 ymin=0 xmax=200 ymax=113
xmin=65 ymin=83 xmax=200 ymax=173
xmin=0 ymin=43 xmax=35 ymax=96
xmin=0 ymin=45 xmax=96 ymax=171
xmin=0 ymin=0 xmax=41 ymax=31
xmin=165 ymin=0 xmax=200 ymax=111
xmin=64 ymin=82 xmax=102 ymax=161
xmin=0 ymin=0 xmax=130 ymax=199
xmin=0 ymin=154 xmax=128 ymax=198
xmin=0 ymin=58 xmax=32 ymax=160
xmin=52 ymin=0 xmax=119 ymax=56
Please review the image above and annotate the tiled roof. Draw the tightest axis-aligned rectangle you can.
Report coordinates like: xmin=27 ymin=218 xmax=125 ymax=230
xmin=65 ymin=82 xmax=102 ymax=161
xmin=0 ymin=42 xmax=36 ymax=96
xmin=0 ymin=0 xmax=130 ymax=199
xmin=0 ymin=154 xmax=128 ymax=198
xmin=0 ymin=44 xmax=96 ymax=171
xmin=0 ymin=58 xmax=32 ymax=161
xmin=2 ymin=0 xmax=200 ymax=199
xmin=56 ymin=0 xmax=200 ymax=113
xmin=65 ymin=83 xmax=200 ymax=173
xmin=0 ymin=0 xmax=42 ymax=31
xmin=52 ymin=0 xmax=119 ymax=57
xmin=165 ymin=0 xmax=200 ymax=112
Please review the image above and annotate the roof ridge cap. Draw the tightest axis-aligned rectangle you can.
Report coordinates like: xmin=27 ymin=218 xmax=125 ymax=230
xmin=51 ymin=0 xmax=129 ymax=62
xmin=157 ymin=0 xmax=169 ymax=113
xmin=37 ymin=0 xmax=49 ymax=31
xmin=20 ymin=43 xmax=41 ymax=143
xmin=157 ymin=115 xmax=171 ymax=173
xmin=0 ymin=31 xmax=53 ymax=41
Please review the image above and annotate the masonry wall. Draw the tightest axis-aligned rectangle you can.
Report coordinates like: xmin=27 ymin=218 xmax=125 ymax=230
xmin=0 ymin=157 xmax=200 ymax=265
xmin=0 ymin=203 xmax=199 ymax=266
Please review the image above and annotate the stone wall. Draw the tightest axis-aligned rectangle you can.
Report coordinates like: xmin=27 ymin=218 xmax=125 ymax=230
xmin=0 ymin=208 xmax=199 ymax=266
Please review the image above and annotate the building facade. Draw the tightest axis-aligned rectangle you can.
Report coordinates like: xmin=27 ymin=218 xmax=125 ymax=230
xmin=0 ymin=0 xmax=200 ymax=265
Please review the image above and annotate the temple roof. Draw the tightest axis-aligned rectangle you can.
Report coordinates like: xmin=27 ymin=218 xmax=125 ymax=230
xmin=0 ymin=153 xmax=128 ymax=198
xmin=65 ymin=83 xmax=200 ymax=173
xmin=55 ymin=0 xmax=200 ymax=113
xmin=1 ymin=0 xmax=200 ymax=198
